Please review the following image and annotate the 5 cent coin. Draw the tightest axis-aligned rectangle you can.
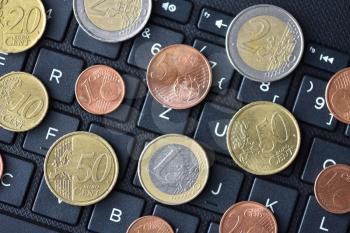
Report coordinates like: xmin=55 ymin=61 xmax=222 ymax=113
xmin=147 ymin=44 xmax=212 ymax=109
xmin=220 ymin=201 xmax=278 ymax=233
xmin=227 ymin=101 xmax=301 ymax=175
xmin=127 ymin=216 xmax=174 ymax=233
xmin=44 ymin=132 xmax=119 ymax=206
xmin=138 ymin=134 xmax=209 ymax=205
xmin=314 ymin=164 xmax=350 ymax=214
xmin=75 ymin=65 xmax=125 ymax=115
xmin=0 ymin=72 xmax=49 ymax=132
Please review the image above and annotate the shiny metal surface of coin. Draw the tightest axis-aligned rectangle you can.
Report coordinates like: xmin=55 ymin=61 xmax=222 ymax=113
xmin=0 ymin=0 xmax=46 ymax=53
xmin=314 ymin=164 xmax=350 ymax=214
xmin=75 ymin=65 xmax=125 ymax=115
xmin=73 ymin=0 xmax=152 ymax=42
xmin=326 ymin=68 xmax=350 ymax=124
xmin=227 ymin=101 xmax=301 ymax=175
xmin=226 ymin=4 xmax=304 ymax=82
xmin=127 ymin=216 xmax=174 ymax=233
xmin=0 ymin=72 xmax=49 ymax=132
xmin=138 ymin=134 xmax=209 ymax=205
xmin=44 ymin=132 xmax=119 ymax=206
xmin=220 ymin=201 xmax=278 ymax=233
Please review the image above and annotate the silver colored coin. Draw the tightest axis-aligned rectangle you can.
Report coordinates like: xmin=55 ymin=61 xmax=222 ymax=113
xmin=226 ymin=4 xmax=304 ymax=82
xmin=149 ymin=144 xmax=199 ymax=195
xmin=73 ymin=0 xmax=152 ymax=43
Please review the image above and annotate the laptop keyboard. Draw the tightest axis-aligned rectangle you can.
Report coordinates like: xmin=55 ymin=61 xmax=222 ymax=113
xmin=0 ymin=0 xmax=350 ymax=233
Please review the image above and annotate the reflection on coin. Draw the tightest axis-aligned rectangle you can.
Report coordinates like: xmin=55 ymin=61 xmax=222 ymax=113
xmin=226 ymin=4 xmax=304 ymax=82
xmin=0 ymin=153 xmax=3 ymax=178
xmin=147 ymin=44 xmax=212 ymax=109
xmin=326 ymin=68 xmax=350 ymax=124
xmin=220 ymin=201 xmax=278 ymax=233
xmin=227 ymin=101 xmax=300 ymax=175
xmin=127 ymin=216 xmax=174 ymax=233
xmin=0 ymin=72 xmax=49 ymax=132
xmin=138 ymin=134 xmax=209 ymax=205
xmin=314 ymin=164 xmax=350 ymax=214
xmin=44 ymin=132 xmax=119 ymax=206
xmin=0 ymin=0 xmax=46 ymax=53
xmin=73 ymin=0 xmax=152 ymax=42
xmin=75 ymin=65 xmax=125 ymax=115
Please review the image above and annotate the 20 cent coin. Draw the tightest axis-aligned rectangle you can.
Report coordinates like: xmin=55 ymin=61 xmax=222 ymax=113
xmin=127 ymin=216 xmax=174 ymax=233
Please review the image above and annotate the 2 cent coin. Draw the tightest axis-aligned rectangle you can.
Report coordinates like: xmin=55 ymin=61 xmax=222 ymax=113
xmin=127 ymin=216 xmax=174 ymax=233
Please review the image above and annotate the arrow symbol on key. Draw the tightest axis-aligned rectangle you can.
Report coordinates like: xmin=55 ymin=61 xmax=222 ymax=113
xmin=320 ymin=54 xmax=334 ymax=64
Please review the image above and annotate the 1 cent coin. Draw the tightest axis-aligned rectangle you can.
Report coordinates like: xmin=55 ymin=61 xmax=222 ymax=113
xmin=220 ymin=201 xmax=278 ymax=233
xmin=326 ymin=68 xmax=350 ymax=124
xmin=75 ymin=65 xmax=125 ymax=115
xmin=314 ymin=164 xmax=350 ymax=214
xmin=147 ymin=44 xmax=212 ymax=109
xmin=127 ymin=216 xmax=174 ymax=233
xmin=0 ymin=153 xmax=3 ymax=178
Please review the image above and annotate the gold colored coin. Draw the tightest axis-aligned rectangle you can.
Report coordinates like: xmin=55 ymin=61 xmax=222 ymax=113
xmin=0 ymin=0 xmax=46 ymax=53
xmin=44 ymin=132 xmax=119 ymax=206
xmin=226 ymin=101 xmax=300 ymax=175
xmin=84 ymin=0 xmax=141 ymax=31
xmin=138 ymin=134 xmax=209 ymax=205
xmin=237 ymin=15 xmax=294 ymax=72
xmin=0 ymin=72 xmax=49 ymax=132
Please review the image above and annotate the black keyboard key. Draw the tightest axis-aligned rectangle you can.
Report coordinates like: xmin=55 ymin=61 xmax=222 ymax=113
xmin=138 ymin=93 xmax=190 ymax=134
xmin=32 ymin=178 xmax=81 ymax=225
xmin=23 ymin=111 xmax=80 ymax=156
xmin=73 ymin=27 xmax=121 ymax=59
xmin=0 ymin=128 xmax=15 ymax=144
xmin=0 ymin=213 xmax=57 ymax=233
xmin=293 ymin=75 xmax=337 ymax=130
xmin=207 ymin=223 xmax=219 ymax=233
xmin=89 ymin=124 xmax=135 ymax=177
xmin=192 ymin=164 xmax=244 ymax=213
xmin=193 ymin=40 xmax=234 ymax=95
xmin=33 ymin=49 xmax=84 ymax=103
xmin=237 ymin=76 xmax=292 ymax=104
xmin=0 ymin=154 xmax=34 ymax=206
xmin=128 ymin=24 xmax=184 ymax=69
xmin=298 ymin=196 xmax=350 ymax=233
xmin=88 ymin=191 xmax=145 ymax=233
xmin=0 ymin=52 xmax=26 ymax=76
xmin=304 ymin=43 xmax=350 ymax=73
xmin=194 ymin=103 xmax=234 ymax=155
xmin=43 ymin=0 xmax=72 ymax=41
xmin=198 ymin=8 xmax=233 ymax=37
xmin=107 ymin=74 xmax=141 ymax=122
xmin=153 ymin=0 xmax=193 ymax=23
xmin=345 ymin=125 xmax=350 ymax=137
xmin=153 ymin=205 xmax=199 ymax=233
xmin=248 ymin=179 xmax=298 ymax=233
xmin=302 ymin=138 xmax=350 ymax=184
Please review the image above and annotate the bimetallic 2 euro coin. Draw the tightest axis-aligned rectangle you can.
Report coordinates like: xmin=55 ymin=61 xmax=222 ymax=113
xmin=138 ymin=134 xmax=209 ymax=205
xmin=226 ymin=101 xmax=301 ymax=175
xmin=44 ymin=132 xmax=119 ymax=206
xmin=73 ymin=0 xmax=152 ymax=43
xmin=226 ymin=4 xmax=304 ymax=82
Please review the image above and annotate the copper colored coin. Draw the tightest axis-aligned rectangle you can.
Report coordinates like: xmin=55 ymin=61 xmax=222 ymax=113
xmin=147 ymin=44 xmax=212 ymax=109
xmin=0 ymin=153 xmax=3 ymax=178
xmin=314 ymin=164 xmax=350 ymax=214
xmin=326 ymin=68 xmax=350 ymax=124
xmin=75 ymin=65 xmax=125 ymax=115
xmin=220 ymin=201 xmax=278 ymax=233
xmin=127 ymin=216 xmax=174 ymax=233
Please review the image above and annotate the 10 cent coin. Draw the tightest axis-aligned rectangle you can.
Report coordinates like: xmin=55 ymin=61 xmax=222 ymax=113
xmin=44 ymin=132 xmax=119 ymax=206
xmin=127 ymin=216 xmax=174 ymax=233
xmin=227 ymin=101 xmax=301 ymax=175
xmin=138 ymin=134 xmax=209 ymax=205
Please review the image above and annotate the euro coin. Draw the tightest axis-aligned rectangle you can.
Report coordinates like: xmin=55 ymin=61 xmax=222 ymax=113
xmin=220 ymin=201 xmax=278 ymax=233
xmin=227 ymin=101 xmax=300 ymax=175
xmin=127 ymin=216 xmax=174 ymax=233
xmin=314 ymin=164 xmax=350 ymax=214
xmin=0 ymin=72 xmax=49 ymax=132
xmin=73 ymin=0 xmax=152 ymax=42
xmin=226 ymin=4 xmax=304 ymax=82
xmin=138 ymin=134 xmax=209 ymax=205
xmin=44 ymin=132 xmax=119 ymax=206
xmin=0 ymin=0 xmax=46 ymax=53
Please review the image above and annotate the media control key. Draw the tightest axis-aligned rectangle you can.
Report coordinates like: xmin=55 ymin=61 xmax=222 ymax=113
xmin=198 ymin=8 xmax=233 ymax=37
xmin=153 ymin=0 xmax=193 ymax=23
